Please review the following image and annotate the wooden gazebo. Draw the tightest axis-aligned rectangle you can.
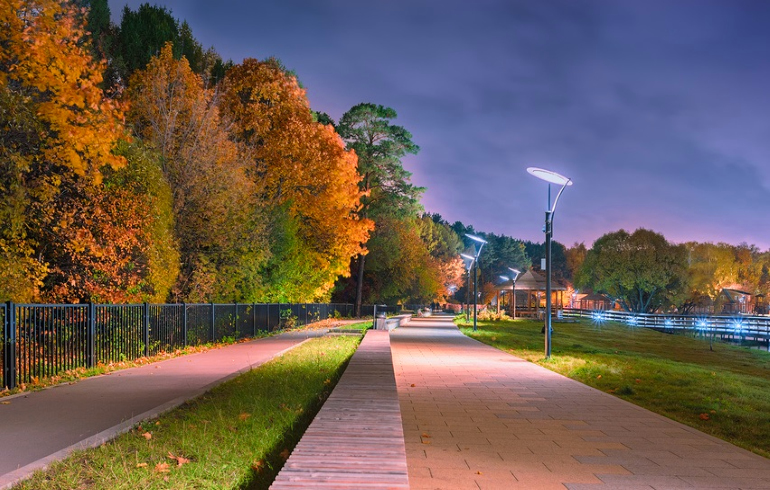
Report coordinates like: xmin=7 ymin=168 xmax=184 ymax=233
xmin=497 ymin=270 xmax=567 ymax=317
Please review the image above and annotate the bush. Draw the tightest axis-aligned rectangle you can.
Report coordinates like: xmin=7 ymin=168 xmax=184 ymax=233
xmin=476 ymin=308 xmax=510 ymax=322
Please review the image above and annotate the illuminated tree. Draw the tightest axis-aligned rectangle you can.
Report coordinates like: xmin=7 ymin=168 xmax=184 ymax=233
xmin=127 ymin=43 xmax=268 ymax=301
xmin=337 ymin=103 xmax=422 ymax=314
xmin=220 ymin=58 xmax=371 ymax=301
xmin=577 ymin=229 xmax=688 ymax=313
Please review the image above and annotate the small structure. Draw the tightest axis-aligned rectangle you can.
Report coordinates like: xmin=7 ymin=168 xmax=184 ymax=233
xmin=718 ymin=288 xmax=753 ymax=314
xmin=497 ymin=270 xmax=567 ymax=317
xmin=575 ymin=292 xmax=613 ymax=311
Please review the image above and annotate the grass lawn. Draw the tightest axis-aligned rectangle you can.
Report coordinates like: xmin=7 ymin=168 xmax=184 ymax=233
xmin=13 ymin=335 xmax=360 ymax=490
xmin=458 ymin=317 xmax=770 ymax=458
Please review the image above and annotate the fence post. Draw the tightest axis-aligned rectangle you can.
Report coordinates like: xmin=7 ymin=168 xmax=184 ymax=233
xmin=211 ymin=303 xmax=215 ymax=342
xmin=234 ymin=302 xmax=238 ymax=338
xmin=143 ymin=303 xmax=150 ymax=357
xmin=252 ymin=303 xmax=257 ymax=337
xmin=86 ymin=302 xmax=96 ymax=368
xmin=3 ymin=302 xmax=16 ymax=390
xmin=183 ymin=303 xmax=187 ymax=347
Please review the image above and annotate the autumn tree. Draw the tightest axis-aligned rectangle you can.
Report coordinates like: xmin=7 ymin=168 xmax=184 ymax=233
xmin=127 ymin=43 xmax=269 ymax=301
xmin=416 ymin=215 xmax=464 ymax=300
xmin=219 ymin=58 xmax=371 ymax=301
xmin=336 ymin=103 xmax=422 ymax=314
xmin=565 ymin=242 xmax=587 ymax=284
xmin=0 ymin=0 xmax=166 ymax=302
xmin=576 ymin=229 xmax=688 ymax=313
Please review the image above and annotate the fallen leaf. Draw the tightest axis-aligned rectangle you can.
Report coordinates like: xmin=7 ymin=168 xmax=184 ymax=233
xmin=699 ymin=413 xmax=710 ymax=421
xmin=252 ymin=460 xmax=264 ymax=472
xmin=635 ymin=379 xmax=641 ymax=383
xmin=421 ymin=440 xmax=432 ymax=445
xmin=155 ymin=462 xmax=170 ymax=473
xmin=1 ymin=401 xmax=10 ymax=405
xmin=136 ymin=463 xmax=148 ymax=468
xmin=142 ymin=432 xmax=152 ymax=440
xmin=421 ymin=433 xmax=431 ymax=438
xmin=239 ymin=412 xmax=251 ymax=421
xmin=596 ymin=375 xmax=602 ymax=379
xmin=168 ymin=452 xmax=190 ymax=467
xmin=279 ymin=449 xmax=291 ymax=461
xmin=410 ymin=384 xmax=416 ymax=387
xmin=476 ymin=471 xmax=483 ymax=475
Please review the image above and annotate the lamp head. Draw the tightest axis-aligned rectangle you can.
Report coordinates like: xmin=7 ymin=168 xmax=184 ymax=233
xmin=527 ymin=167 xmax=572 ymax=186
xmin=464 ymin=233 xmax=488 ymax=257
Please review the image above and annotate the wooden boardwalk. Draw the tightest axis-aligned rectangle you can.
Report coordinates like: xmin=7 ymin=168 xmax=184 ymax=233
xmin=270 ymin=330 xmax=409 ymax=489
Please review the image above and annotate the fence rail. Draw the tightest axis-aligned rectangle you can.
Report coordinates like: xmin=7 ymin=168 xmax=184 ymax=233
xmin=2 ymin=302 xmax=392 ymax=390
xmin=563 ymin=308 xmax=770 ymax=349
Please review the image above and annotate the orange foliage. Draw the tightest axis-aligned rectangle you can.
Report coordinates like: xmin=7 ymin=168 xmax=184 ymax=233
xmin=0 ymin=0 xmax=125 ymax=182
xmin=127 ymin=44 xmax=268 ymax=301
xmin=45 ymin=181 xmax=152 ymax=303
xmin=221 ymin=59 xmax=372 ymax=298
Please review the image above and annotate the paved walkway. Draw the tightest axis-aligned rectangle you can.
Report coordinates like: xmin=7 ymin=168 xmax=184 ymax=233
xmin=272 ymin=330 xmax=409 ymax=489
xmin=0 ymin=329 xmax=326 ymax=489
xmin=391 ymin=316 xmax=770 ymax=490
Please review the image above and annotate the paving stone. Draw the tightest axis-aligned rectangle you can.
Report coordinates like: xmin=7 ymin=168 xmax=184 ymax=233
xmin=391 ymin=316 xmax=770 ymax=489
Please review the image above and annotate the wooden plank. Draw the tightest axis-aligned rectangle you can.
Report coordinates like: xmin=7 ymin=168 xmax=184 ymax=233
xmin=270 ymin=330 xmax=409 ymax=489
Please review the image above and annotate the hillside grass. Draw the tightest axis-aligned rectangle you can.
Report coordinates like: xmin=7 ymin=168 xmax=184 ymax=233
xmin=458 ymin=317 xmax=770 ymax=458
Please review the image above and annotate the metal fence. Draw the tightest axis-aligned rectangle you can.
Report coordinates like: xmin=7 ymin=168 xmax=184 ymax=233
xmin=0 ymin=302 xmax=378 ymax=390
xmin=563 ymin=308 xmax=770 ymax=349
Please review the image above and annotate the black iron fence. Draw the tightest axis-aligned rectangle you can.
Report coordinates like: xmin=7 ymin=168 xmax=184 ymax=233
xmin=563 ymin=308 xmax=770 ymax=349
xmin=1 ymin=302 xmax=391 ymax=390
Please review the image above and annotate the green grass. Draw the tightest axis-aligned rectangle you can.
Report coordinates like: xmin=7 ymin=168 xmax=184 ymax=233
xmin=13 ymin=335 xmax=361 ymax=490
xmin=459 ymin=317 xmax=770 ymax=458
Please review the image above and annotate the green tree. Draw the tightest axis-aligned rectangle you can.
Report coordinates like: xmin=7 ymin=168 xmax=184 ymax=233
xmin=576 ymin=229 xmax=688 ymax=313
xmin=118 ymin=3 xmax=180 ymax=75
xmin=337 ymin=103 xmax=422 ymax=314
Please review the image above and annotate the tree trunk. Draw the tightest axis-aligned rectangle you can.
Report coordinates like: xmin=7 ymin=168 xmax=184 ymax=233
xmin=354 ymin=252 xmax=366 ymax=318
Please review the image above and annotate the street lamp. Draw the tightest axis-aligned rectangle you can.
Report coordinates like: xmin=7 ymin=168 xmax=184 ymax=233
xmin=500 ymin=268 xmax=521 ymax=319
xmin=527 ymin=167 xmax=572 ymax=359
xmin=460 ymin=253 xmax=475 ymax=322
xmin=465 ymin=234 xmax=488 ymax=331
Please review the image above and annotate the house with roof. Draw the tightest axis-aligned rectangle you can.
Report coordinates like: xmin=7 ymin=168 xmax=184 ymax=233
xmin=717 ymin=288 xmax=753 ymax=314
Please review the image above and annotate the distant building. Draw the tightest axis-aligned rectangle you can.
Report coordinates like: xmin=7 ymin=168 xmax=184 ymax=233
xmin=717 ymin=288 xmax=753 ymax=314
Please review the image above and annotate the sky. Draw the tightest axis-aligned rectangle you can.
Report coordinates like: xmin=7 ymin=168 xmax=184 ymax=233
xmin=109 ymin=0 xmax=770 ymax=251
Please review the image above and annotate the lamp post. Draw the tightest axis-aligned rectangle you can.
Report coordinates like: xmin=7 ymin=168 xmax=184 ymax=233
xmin=460 ymin=253 xmax=475 ymax=322
xmin=500 ymin=269 xmax=520 ymax=319
xmin=465 ymin=234 xmax=488 ymax=331
xmin=502 ymin=268 xmax=521 ymax=319
xmin=527 ymin=167 xmax=572 ymax=359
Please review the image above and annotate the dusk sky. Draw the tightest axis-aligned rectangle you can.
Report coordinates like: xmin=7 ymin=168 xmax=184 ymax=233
xmin=109 ymin=0 xmax=770 ymax=251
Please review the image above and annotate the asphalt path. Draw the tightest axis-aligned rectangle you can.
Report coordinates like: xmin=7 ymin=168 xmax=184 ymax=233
xmin=0 ymin=330 xmax=324 ymax=488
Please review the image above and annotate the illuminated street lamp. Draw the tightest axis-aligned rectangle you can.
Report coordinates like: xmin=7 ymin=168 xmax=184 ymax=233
xmin=464 ymin=234 xmax=488 ymax=331
xmin=527 ymin=167 xmax=572 ymax=359
xmin=500 ymin=268 xmax=521 ymax=319
xmin=460 ymin=253 xmax=475 ymax=322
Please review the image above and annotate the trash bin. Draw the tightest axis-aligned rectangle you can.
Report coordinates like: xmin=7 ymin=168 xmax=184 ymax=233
xmin=375 ymin=312 xmax=387 ymax=330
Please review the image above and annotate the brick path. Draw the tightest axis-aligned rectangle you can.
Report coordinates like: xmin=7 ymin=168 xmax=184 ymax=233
xmin=391 ymin=316 xmax=770 ymax=490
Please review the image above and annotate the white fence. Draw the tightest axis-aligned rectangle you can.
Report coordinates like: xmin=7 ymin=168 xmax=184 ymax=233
xmin=562 ymin=308 xmax=770 ymax=349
